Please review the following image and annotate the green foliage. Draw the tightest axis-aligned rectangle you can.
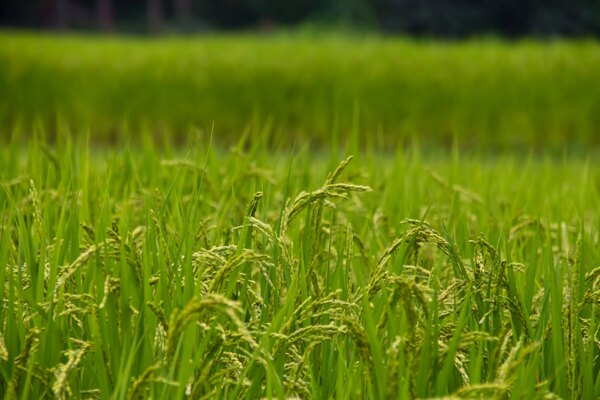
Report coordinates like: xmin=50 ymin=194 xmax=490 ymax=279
xmin=1 ymin=133 xmax=599 ymax=398
xmin=2 ymin=0 xmax=599 ymax=36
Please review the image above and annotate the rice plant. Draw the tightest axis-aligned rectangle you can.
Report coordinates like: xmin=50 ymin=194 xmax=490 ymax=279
xmin=1 ymin=134 xmax=598 ymax=399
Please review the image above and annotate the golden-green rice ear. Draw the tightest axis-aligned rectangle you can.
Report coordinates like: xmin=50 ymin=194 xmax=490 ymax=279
xmin=52 ymin=340 xmax=93 ymax=400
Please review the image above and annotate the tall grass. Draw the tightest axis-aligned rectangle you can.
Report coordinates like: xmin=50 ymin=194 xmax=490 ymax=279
xmin=0 ymin=32 xmax=599 ymax=148
xmin=1 ymin=131 xmax=598 ymax=398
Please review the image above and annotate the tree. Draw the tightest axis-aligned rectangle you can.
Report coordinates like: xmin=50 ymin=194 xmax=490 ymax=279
xmin=147 ymin=0 xmax=163 ymax=33
xmin=174 ymin=0 xmax=192 ymax=20
xmin=55 ymin=0 xmax=68 ymax=29
xmin=97 ymin=0 xmax=112 ymax=32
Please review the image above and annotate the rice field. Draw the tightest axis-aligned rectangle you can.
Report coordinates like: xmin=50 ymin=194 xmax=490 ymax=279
xmin=0 ymin=32 xmax=600 ymax=399
xmin=1 ymin=32 xmax=600 ymax=149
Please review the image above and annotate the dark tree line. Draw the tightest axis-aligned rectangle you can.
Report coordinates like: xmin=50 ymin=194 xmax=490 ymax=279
xmin=1 ymin=0 xmax=599 ymax=37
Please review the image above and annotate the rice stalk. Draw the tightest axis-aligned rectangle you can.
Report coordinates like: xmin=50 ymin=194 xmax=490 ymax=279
xmin=164 ymin=294 xmax=257 ymax=364
xmin=52 ymin=340 xmax=93 ymax=400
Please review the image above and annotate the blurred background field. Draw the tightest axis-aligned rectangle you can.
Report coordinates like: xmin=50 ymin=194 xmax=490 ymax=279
xmin=1 ymin=32 xmax=599 ymax=150
xmin=1 ymin=0 xmax=600 ymax=150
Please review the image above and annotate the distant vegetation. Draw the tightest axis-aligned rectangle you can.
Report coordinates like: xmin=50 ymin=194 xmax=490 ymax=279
xmin=2 ymin=0 xmax=599 ymax=37
xmin=1 ymin=32 xmax=599 ymax=150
